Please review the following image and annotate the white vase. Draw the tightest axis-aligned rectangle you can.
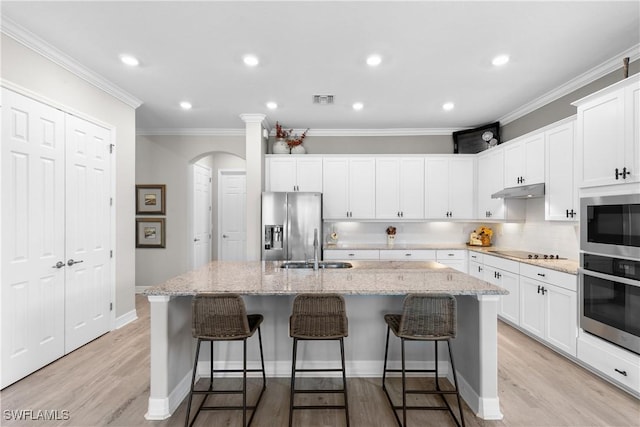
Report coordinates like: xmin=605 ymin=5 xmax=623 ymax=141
xmin=272 ymin=138 xmax=290 ymax=154
xmin=290 ymin=144 xmax=306 ymax=154
xmin=387 ymin=235 xmax=395 ymax=245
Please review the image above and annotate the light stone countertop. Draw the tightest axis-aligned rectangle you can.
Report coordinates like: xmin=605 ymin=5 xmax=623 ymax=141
xmin=143 ymin=260 xmax=508 ymax=297
xmin=324 ymin=243 xmax=579 ymax=275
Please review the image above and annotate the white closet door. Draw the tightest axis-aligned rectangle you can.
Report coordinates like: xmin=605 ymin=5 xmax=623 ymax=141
xmin=1 ymin=89 xmax=66 ymax=388
xmin=64 ymin=114 xmax=112 ymax=353
xmin=219 ymin=172 xmax=246 ymax=261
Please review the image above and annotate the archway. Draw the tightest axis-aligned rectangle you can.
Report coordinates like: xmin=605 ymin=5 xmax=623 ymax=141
xmin=189 ymin=151 xmax=246 ymax=266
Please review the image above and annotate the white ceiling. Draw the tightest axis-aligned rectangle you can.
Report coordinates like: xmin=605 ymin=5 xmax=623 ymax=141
xmin=2 ymin=1 xmax=639 ymax=134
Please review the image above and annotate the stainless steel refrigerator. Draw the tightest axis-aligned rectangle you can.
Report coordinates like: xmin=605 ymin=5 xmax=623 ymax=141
xmin=261 ymin=192 xmax=322 ymax=261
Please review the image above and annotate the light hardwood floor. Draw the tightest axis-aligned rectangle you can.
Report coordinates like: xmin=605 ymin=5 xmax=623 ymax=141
xmin=1 ymin=295 xmax=638 ymax=426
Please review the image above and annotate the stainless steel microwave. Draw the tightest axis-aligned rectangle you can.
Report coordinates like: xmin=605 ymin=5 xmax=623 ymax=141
xmin=580 ymin=194 xmax=640 ymax=259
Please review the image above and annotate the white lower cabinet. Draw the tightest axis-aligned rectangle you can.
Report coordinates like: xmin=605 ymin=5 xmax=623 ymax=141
xmin=323 ymin=249 xmax=379 ymax=260
xmin=379 ymin=250 xmax=436 ymax=261
xmin=436 ymin=250 xmax=467 ymax=273
xmin=519 ymin=275 xmax=577 ymax=356
xmin=578 ymin=331 xmax=640 ymax=393
xmin=483 ymin=255 xmax=520 ymax=325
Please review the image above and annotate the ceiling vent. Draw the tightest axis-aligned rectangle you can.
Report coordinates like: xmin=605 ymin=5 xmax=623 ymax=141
xmin=313 ymin=95 xmax=334 ymax=105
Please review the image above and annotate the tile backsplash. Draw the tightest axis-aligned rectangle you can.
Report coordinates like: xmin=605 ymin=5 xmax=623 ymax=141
xmin=324 ymin=198 xmax=579 ymax=260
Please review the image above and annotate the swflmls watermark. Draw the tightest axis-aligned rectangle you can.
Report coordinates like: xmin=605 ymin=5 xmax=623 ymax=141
xmin=3 ymin=409 xmax=70 ymax=421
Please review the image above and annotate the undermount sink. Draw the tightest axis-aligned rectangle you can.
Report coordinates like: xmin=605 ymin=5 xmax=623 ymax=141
xmin=280 ymin=261 xmax=353 ymax=269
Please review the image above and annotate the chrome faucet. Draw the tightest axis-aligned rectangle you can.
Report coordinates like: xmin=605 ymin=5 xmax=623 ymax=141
xmin=313 ymin=228 xmax=319 ymax=271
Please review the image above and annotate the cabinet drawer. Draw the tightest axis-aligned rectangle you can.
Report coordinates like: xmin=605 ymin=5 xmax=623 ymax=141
xmin=467 ymin=251 xmax=484 ymax=263
xmin=519 ymin=263 xmax=576 ymax=292
xmin=483 ymin=254 xmax=520 ymax=274
xmin=323 ymin=250 xmax=379 ymax=260
xmin=379 ymin=250 xmax=436 ymax=261
xmin=578 ymin=334 xmax=640 ymax=392
xmin=436 ymin=250 xmax=466 ymax=260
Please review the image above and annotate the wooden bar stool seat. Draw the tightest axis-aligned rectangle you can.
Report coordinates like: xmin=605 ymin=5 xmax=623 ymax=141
xmin=288 ymin=293 xmax=350 ymax=427
xmin=184 ymin=293 xmax=266 ymax=427
xmin=382 ymin=293 xmax=465 ymax=427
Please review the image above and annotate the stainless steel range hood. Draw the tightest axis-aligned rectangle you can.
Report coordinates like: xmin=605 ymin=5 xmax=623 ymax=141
xmin=491 ymin=183 xmax=545 ymax=199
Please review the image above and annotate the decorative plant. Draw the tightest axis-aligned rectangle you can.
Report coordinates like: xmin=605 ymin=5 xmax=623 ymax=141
xmin=476 ymin=225 xmax=493 ymax=239
xmin=386 ymin=226 xmax=397 ymax=236
xmin=275 ymin=122 xmax=291 ymax=139
xmin=287 ymin=128 xmax=309 ymax=148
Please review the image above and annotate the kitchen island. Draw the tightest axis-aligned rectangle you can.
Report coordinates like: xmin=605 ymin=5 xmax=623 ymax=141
xmin=144 ymin=260 xmax=507 ymax=421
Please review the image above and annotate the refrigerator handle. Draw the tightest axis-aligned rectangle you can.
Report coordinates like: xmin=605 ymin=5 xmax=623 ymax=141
xmin=285 ymin=201 xmax=291 ymax=260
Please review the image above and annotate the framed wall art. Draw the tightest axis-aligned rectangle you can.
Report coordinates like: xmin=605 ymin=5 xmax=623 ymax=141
xmin=136 ymin=218 xmax=166 ymax=248
xmin=136 ymin=184 xmax=166 ymax=215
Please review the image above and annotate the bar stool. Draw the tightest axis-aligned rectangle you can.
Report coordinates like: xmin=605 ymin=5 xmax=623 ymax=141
xmin=382 ymin=294 xmax=465 ymax=427
xmin=288 ymin=294 xmax=350 ymax=427
xmin=184 ymin=293 xmax=266 ymax=427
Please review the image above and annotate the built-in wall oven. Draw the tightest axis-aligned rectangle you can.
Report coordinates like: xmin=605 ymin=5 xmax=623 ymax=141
xmin=579 ymin=254 xmax=640 ymax=354
xmin=579 ymin=194 xmax=640 ymax=355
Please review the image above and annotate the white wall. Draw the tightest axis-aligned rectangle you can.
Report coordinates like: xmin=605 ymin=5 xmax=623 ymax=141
xmin=135 ymin=134 xmax=245 ymax=287
xmin=1 ymin=34 xmax=137 ymax=318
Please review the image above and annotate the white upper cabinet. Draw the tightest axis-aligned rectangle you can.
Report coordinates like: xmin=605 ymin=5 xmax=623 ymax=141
xmin=376 ymin=157 xmax=424 ymax=219
xmin=266 ymin=156 xmax=323 ymax=192
xmin=574 ymin=75 xmax=640 ymax=188
xmin=476 ymin=146 xmax=505 ymax=220
xmin=425 ymin=156 xmax=475 ymax=219
xmin=504 ymin=132 xmax=545 ymax=187
xmin=323 ymin=157 xmax=375 ymax=219
xmin=545 ymin=120 xmax=578 ymax=221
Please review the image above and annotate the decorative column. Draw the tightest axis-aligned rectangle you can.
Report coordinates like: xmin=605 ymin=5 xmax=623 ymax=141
xmin=239 ymin=114 xmax=267 ymax=261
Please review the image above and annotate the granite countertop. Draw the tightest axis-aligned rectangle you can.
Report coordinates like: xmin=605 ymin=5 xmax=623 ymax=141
xmin=324 ymin=243 xmax=579 ymax=275
xmin=465 ymin=247 xmax=578 ymax=275
xmin=143 ymin=260 xmax=508 ymax=297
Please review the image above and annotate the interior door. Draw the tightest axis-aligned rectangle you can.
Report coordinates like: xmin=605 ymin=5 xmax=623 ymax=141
xmin=1 ymin=89 xmax=66 ymax=388
xmin=219 ymin=171 xmax=246 ymax=261
xmin=64 ymin=114 xmax=112 ymax=353
xmin=192 ymin=163 xmax=212 ymax=269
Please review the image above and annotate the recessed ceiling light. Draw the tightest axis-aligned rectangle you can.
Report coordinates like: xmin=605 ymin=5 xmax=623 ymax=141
xmin=442 ymin=102 xmax=455 ymax=111
xmin=492 ymin=54 xmax=510 ymax=67
xmin=366 ymin=54 xmax=382 ymax=67
xmin=266 ymin=101 xmax=278 ymax=110
xmin=352 ymin=102 xmax=364 ymax=111
xmin=120 ymin=54 xmax=139 ymax=67
xmin=180 ymin=101 xmax=192 ymax=110
xmin=243 ymin=55 xmax=259 ymax=67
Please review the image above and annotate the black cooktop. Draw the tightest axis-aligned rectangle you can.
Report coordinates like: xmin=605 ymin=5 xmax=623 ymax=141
xmin=489 ymin=250 xmax=566 ymax=260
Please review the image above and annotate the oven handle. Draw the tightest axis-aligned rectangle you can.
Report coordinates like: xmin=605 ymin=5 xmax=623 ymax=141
xmin=578 ymin=268 xmax=640 ymax=288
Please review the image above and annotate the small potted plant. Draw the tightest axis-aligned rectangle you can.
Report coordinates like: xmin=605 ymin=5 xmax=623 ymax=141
xmin=288 ymin=128 xmax=309 ymax=154
xmin=272 ymin=122 xmax=292 ymax=154
xmin=386 ymin=226 xmax=397 ymax=245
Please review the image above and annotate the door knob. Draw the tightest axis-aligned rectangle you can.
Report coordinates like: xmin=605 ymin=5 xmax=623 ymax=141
xmin=52 ymin=261 xmax=65 ymax=269
xmin=67 ymin=259 xmax=84 ymax=266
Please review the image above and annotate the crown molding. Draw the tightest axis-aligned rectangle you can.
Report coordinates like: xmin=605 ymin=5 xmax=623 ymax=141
xmin=136 ymin=128 xmax=246 ymax=136
xmin=1 ymin=16 xmax=143 ymax=109
xmin=136 ymin=127 xmax=459 ymax=137
xmin=499 ymin=44 xmax=640 ymax=125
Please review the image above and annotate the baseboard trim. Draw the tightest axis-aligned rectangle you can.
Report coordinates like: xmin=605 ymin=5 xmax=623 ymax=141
xmin=145 ymin=369 xmax=192 ymax=420
xmin=114 ymin=309 xmax=138 ymax=329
